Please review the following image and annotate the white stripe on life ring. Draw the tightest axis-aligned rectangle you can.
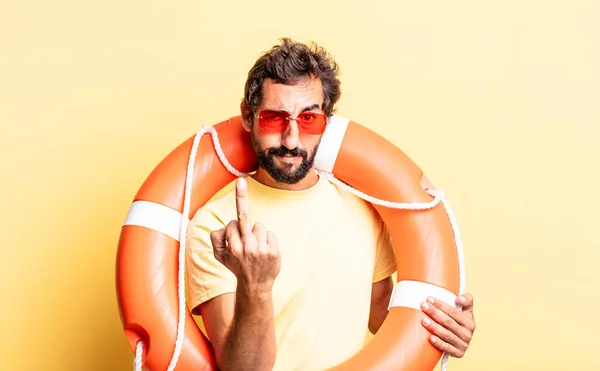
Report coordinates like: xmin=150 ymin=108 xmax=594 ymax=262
xmin=123 ymin=200 xmax=189 ymax=242
xmin=314 ymin=115 xmax=350 ymax=173
xmin=388 ymin=280 xmax=458 ymax=311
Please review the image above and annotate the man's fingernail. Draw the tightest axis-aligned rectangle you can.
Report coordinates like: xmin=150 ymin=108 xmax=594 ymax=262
xmin=421 ymin=302 xmax=429 ymax=311
xmin=427 ymin=297 xmax=435 ymax=304
xmin=458 ymin=296 xmax=466 ymax=304
xmin=423 ymin=317 xmax=431 ymax=326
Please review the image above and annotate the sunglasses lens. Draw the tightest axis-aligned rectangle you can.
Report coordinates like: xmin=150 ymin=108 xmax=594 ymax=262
xmin=258 ymin=110 xmax=288 ymax=132
xmin=298 ymin=113 xmax=327 ymax=134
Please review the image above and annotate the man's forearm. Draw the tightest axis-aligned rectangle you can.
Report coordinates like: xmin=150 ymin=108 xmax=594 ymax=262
xmin=369 ymin=302 xmax=389 ymax=334
xmin=218 ymin=283 xmax=277 ymax=371
xmin=369 ymin=277 xmax=394 ymax=334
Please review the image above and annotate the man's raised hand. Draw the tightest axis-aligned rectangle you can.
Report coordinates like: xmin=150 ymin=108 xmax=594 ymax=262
xmin=211 ymin=177 xmax=281 ymax=291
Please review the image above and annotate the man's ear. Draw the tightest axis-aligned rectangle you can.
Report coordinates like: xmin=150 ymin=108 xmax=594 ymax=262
xmin=240 ymin=101 xmax=252 ymax=132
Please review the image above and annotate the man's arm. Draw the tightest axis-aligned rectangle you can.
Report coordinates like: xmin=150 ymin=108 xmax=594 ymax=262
xmin=198 ymin=178 xmax=280 ymax=371
xmin=368 ymin=276 xmax=393 ymax=334
xmin=198 ymin=287 xmax=276 ymax=371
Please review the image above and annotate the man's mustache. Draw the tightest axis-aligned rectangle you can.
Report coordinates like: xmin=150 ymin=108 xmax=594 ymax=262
xmin=267 ymin=146 xmax=307 ymax=158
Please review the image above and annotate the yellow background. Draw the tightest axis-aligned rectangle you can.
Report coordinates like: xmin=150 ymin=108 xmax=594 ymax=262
xmin=1 ymin=0 xmax=598 ymax=370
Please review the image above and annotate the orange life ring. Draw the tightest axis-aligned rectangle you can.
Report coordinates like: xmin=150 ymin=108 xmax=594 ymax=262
xmin=116 ymin=114 xmax=464 ymax=371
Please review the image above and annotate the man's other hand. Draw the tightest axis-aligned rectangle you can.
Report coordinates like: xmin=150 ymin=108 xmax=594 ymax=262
xmin=420 ymin=293 xmax=476 ymax=358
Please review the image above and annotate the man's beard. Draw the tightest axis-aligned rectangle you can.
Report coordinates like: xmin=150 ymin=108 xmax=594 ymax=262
xmin=251 ymin=133 xmax=319 ymax=184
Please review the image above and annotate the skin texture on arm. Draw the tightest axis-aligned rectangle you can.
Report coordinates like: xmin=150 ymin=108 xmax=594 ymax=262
xmin=368 ymin=276 xmax=394 ymax=334
xmin=198 ymin=288 xmax=276 ymax=371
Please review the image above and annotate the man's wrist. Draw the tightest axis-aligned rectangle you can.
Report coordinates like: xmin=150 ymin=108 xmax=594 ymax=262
xmin=236 ymin=280 xmax=274 ymax=303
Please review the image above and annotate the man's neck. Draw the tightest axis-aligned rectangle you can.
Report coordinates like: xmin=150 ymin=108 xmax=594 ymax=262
xmin=251 ymin=168 xmax=319 ymax=191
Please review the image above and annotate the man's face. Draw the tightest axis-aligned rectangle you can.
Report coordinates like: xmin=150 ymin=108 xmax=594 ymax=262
xmin=250 ymin=78 xmax=325 ymax=184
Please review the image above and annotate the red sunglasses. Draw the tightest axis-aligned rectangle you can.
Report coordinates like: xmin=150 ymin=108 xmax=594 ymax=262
xmin=254 ymin=110 xmax=328 ymax=135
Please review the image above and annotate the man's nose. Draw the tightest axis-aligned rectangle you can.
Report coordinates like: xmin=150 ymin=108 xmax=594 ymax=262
xmin=281 ymin=120 xmax=300 ymax=150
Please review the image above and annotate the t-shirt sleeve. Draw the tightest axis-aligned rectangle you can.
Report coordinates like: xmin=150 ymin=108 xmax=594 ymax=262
xmin=186 ymin=208 xmax=237 ymax=315
xmin=372 ymin=219 xmax=397 ymax=283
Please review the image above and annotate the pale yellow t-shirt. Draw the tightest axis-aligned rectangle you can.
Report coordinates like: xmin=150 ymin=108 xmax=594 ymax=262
xmin=186 ymin=173 xmax=397 ymax=371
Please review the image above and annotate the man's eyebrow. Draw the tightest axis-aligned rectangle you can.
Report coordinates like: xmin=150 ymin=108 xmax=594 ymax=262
xmin=301 ymin=104 xmax=321 ymax=113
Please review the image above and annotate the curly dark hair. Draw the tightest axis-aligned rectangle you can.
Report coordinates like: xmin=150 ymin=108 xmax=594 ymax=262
xmin=243 ymin=38 xmax=341 ymax=121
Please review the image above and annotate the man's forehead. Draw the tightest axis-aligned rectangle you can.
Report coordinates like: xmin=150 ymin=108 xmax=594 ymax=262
xmin=260 ymin=78 xmax=324 ymax=111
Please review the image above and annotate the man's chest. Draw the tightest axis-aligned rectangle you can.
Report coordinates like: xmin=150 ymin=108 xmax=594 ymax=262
xmin=252 ymin=201 xmax=379 ymax=312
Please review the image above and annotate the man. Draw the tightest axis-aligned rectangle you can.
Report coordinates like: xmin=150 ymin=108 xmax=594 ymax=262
xmin=186 ymin=38 xmax=476 ymax=371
